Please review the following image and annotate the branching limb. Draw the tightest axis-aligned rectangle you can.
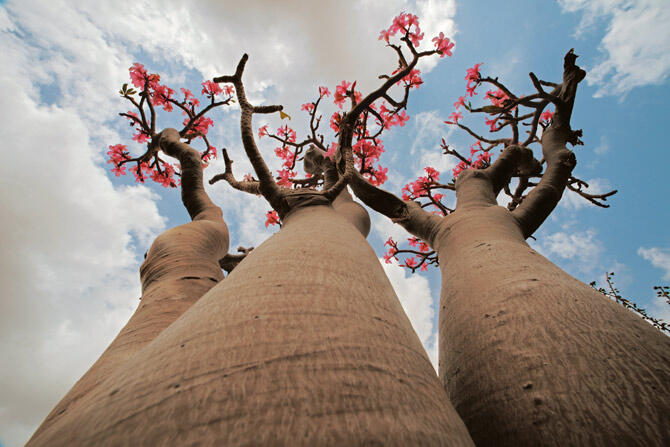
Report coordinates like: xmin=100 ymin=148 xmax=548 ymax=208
xmin=566 ymin=176 xmax=617 ymax=207
xmin=513 ymin=50 xmax=586 ymax=238
xmin=485 ymin=144 xmax=541 ymax=195
xmin=209 ymin=148 xmax=261 ymax=195
xmin=155 ymin=128 xmax=221 ymax=221
xmin=348 ymin=169 xmax=442 ymax=244
xmin=213 ymin=55 xmax=287 ymax=214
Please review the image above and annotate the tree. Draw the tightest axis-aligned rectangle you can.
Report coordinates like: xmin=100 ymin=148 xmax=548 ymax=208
xmin=348 ymin=37 xmax=670 ymax=447
xmin=27 ymin=11 xmax=670 ymax=447
xmin=27 ymin=14 xmax=476 ymax=446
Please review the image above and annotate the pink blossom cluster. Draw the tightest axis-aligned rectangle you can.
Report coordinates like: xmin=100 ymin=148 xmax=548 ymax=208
xmin=452 ymin=142 xmax=491 ymax=178
xmin=334 ymin=81 xmax=362 ymax=109
xmin=354 ymin=139 xmax=388 ymax=186
xmin=465 ymin=63 xmax=483 ymax=97
xmin=432 ymin=32 xmax=454 ymax=57
xmin=378 ymin=12 xmax=424 ymax=47
xmin=107 ymin=144 xmax=130 ymax=177
xmin=109 ymin=63 xmax=236 ymax=188
xmin=107 ymin=144 xmax=177 ymax=188
xmin=273 ymin=125 xmax=299 ymax=187
xmin=401 ymin=166 xmax=443 ymax=202
xmin=383 ymin=237 xmax=430 ymax=271
xmin=184 ymin=116 xmax=215 ymax=136
xmin=396 ymin=68 xmax=423 ymax=89
xmin=485 ymin=89 xmax=509 ymax=108
xmin=202 ymin=146 xmax=217 ymax=163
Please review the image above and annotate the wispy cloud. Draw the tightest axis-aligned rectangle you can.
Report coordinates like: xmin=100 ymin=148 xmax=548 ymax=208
xmin=559 ymin=0 xmax=670 ymax=97
xmin=638 ymin=247 xmax=670 ymax=280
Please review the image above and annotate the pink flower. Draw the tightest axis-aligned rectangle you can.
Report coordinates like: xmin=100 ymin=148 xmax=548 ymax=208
xmin=319 ymin=86 xmax=331 ymax=97
xmin=277 ymin=125 xmax=296 ymax=143
xmin=466 ymin=82 xmax=479 ymax=97
xmin=330 ymin=112 xmax=342 ymax=132
xmin=258 ymin=125 xmax=269 ymax=139
xmin=540 ymin=109 xmax=554 ymax=123
xmin=453 ymin=96 xmax=466 ymax=109
xmin=265 ymin=210 xmax=280 ymax=227
xmin=201 ymin=80 xmax=223 ymax=96
xmin=111 ymin=164 xmax=126 ymax=177
xmin=424 ymin=166 xmax=440 ymax=180
xmin=129 ymin=63 xmax=148 ymax=88
xmin=432 ymin=32 xmax=454 ymax=57
xmin=448 ymin=111 xmax=463 ymax=123
xmin=486 ymin=89 xmax=508 ymax=107
xmin=132 ymin=131 xmax=150 ymax=144
xmin=384 ymin=237 xmax=396 ymax=247
xmin=379 ymin=28 xmax=392 ymax=43
xmin=301 ymin=102 xmax=315 ymax=113
xmin=276 ymin=169 xmax=295 ymax=188
xmin=223 ymin=85 xmax=234 ymax=96
xmin=393 ymin=110 xmax=409 ymax=127
xmin=107 ymin=144 xmax=128 ymax=164
xmin=465 ymin=63 xmax=483 ymax=97
xmin=400 ymin=69 xmax=423 ymax=89
xmin=477 ymin=151 xmax=491 ymax=164
xmin=465 ymin=63 xmax=483 ymax=83
xmin=369 ymin=166 xmax=388 ymax=186
xmin=242 ymin=173 xmax=254 ymax=182
xmin=151 ymin=84 xmax=175 ymax=111
xmin=185 ymin=116 xmax=214 ymax=136
xmin=470 ymin=141 xmax=482 ymax=155
xmin=485 ymin=116 xmax=498 ymax=132
xmin=334 ymin=80 xmax=352 ymax=108
xmin=202 ymin=146 xmax=217 ymax=162
xmin=404 ymin=257 xmax=417 ymax=268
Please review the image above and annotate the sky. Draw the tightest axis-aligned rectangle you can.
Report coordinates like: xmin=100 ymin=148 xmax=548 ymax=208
xmin=1 ymin=0 xmax=669 ymax=445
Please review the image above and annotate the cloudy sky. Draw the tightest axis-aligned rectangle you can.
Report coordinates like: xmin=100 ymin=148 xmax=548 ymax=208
xmin=1 ymin=0 xmax=669 ymax=445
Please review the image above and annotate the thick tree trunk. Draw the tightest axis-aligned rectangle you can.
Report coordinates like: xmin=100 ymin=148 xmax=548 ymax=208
xmin=434 ymin=189 xmax=670 ymax=445
xmin=28 ymin=202 xmax=474 ymax=446
xmin=28 ymin=130 xmax=231 ymax=444
xmin=28 ymin=216 xmax=229 ymax=443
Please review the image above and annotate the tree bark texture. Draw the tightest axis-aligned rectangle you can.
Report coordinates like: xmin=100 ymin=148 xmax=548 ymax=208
xmin=434 ymin=173 xmax=670 ymax=446
xmin=28 ymin=216 xmax=230 ymax=444
xmin=27 ymin=200 xmax=474 ymax=446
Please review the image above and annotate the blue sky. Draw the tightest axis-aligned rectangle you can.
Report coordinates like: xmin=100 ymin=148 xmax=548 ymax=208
xmin=1 ymin=1 xmax=668 ymax=445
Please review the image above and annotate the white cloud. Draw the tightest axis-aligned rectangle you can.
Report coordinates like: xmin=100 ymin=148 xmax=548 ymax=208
xmin=380 ymin=258 xmax=438 ymax=369
xmin=638 ymin=247 xmax=670 ymax=280
xmin=594 ymin=134 xmax=610 ymax=155
xmin=559 ymin=0 xmax=670 ymax=97
xmin=0 ymin=71 xmax=165 ymax=447
xmin=533 ymin=228 xmax=603 ymax=276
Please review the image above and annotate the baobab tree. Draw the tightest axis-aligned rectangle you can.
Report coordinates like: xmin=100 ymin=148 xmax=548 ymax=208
xmin=347 ymin=33 xmax=670 ymax=447
xmin=27 ymin=14 xmax=476 ymax=446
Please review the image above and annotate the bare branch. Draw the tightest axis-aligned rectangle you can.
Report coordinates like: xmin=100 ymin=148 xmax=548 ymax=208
xmin=209 ymin=148 xmax=261 ymax=195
